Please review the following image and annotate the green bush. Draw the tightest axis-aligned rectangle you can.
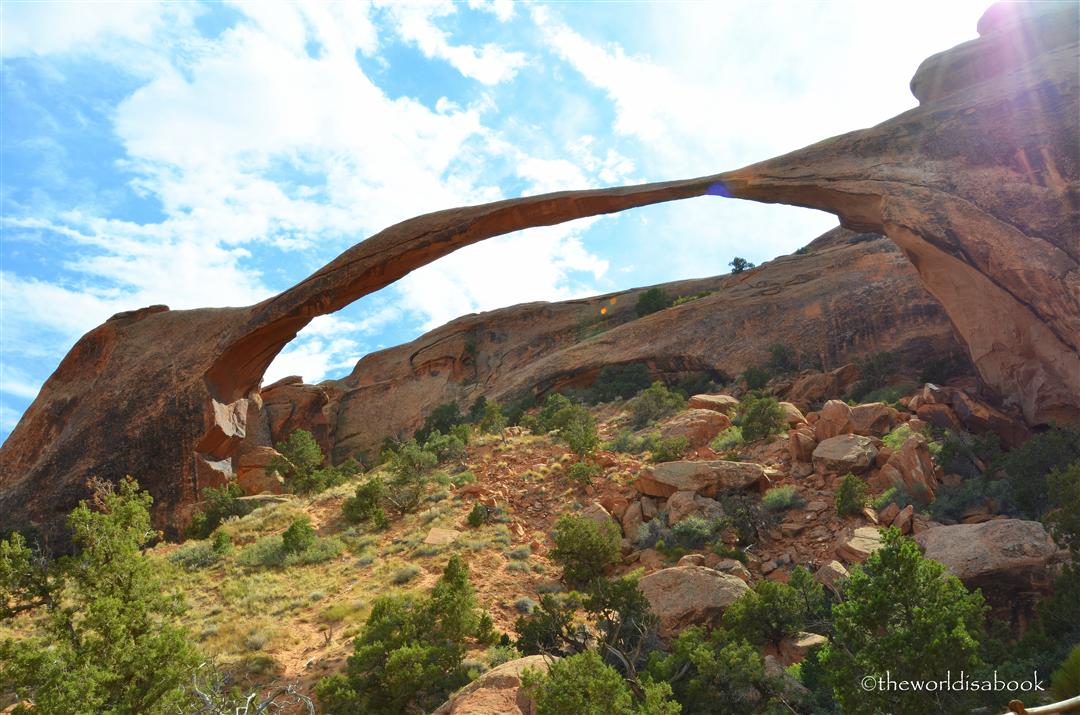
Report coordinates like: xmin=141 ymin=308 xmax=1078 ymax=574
xmin=315 ymin=556 xmax=493 ymax=714
xmin=646 ymin=626 xmax=785 ymax=715
xmin=187 ymin=482 xmax=253 ymax=539
xmin=392 ymin=565 xmax=421 ymax=585
xmin=422 ymin=430 xmax=467 ymax=463
xmin=168 ymin=540 xmax=222 ymax=570
xmin=1052 ymin=642 xmax=1080 ymax=699
xmin=669 ymin=516 xmax=718 ymax=550
xmin=765 ymin=344 xmax=799 ymax=375
xmin=835 ymin=474 xmax=867 ymax=517
xmin=741 ymin=365 xmax=770 ymax=390
xmin=672 ymin=372 xmax=716 ymax=398
xmin=282 ymin=517 xmax=317 ymax=554
xmin=729 ymin=257 xmax=754 ymax=273
xmin=558 ymin=406 xmax=600 ymax=457
xmin=626 ymin=381 xmax=685 ymax=429
xmin=343 ymin=477 xmax=387 ymax=527
xmin=237 ymin=532 xmax=343 ymax=568
xmin=522 ymin=650 xmax=680 ymax=715
xmin=590 ymin=363 xmax=653 ymax=403
xmin=999 ymin=426 xmax=1079 ymax=518
xmin=0 ymin=479 xmax=202 ymax=713
xmin=935 ymin=430 xmax=1001 ymax=479
xmin=761 ymin=485 xmax=803 ymax=512
xmin=928 ymin=476 xmax=1010 ymax=524
xmin=550 ymin=514 xmax=621 ymax=587
xmin=478 ymin=399 xmax=508 ymax=434
xmin=635 ymin=287 xmax=673 ymax=317
xmin=270 ymin=429 xmax=357 ymax=495
xmin=709 ymin=426 xmax=744 ymax=452
xmin=849 ymin=351 xmax=897 ymax=401
xmin=604 ymin=430 xmax=647 ymax=454
xmin=648 ymin=436 xmax=688 ymax=463
xmin=415 ymin=402 xmax=465 ymax=443
xmin=467 ymin=503 xmax=491 ymax=528
xmin=723 ymin=567 xmax=824 ymax=647
xmin=820 ymin=529 xmax=987 ymax=715
xmin=735 ymin=393 xmax=786 ymax=442
xmin=1047 ymin=460 xmax=1080 ymax=553
xmin=382 ymin=440 xmax=438 ymax=515
xmin=567 ymin=461 xmax=602 ymax=485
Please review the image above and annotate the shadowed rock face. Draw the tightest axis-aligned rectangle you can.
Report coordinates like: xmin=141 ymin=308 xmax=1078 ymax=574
xmin=1 ymin=1 xmax=1075 ymax=540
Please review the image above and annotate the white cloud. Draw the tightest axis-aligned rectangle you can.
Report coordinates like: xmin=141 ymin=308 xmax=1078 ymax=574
xmin=467 ymin=0 xmax=515 ymax=23
xmin=381 ymin=1 xmax=527 ymax=85
xmin=0 ymin=1 xmax=166 ymax=58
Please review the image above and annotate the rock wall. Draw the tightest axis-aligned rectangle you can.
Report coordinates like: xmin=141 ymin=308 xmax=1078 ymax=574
xmin=1 ymin=1 xmax=1075 ymax=540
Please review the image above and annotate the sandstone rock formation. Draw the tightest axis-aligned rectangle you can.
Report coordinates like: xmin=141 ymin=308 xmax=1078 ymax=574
xmin=638 ymin=565 xmax=750 ymax=637
xmin=812 ymin=435 xmax=878 ymax=475
xmin=635 ymin=460 xmax=764 ymax=498
xmin=432 ymin=655 xmax=549 ymax=715
xmin=2 ymin=1 xmax=1075 ymax=540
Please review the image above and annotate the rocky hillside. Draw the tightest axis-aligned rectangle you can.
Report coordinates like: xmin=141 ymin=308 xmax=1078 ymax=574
xmin=245 ymin=227 xmax=963 ymax=469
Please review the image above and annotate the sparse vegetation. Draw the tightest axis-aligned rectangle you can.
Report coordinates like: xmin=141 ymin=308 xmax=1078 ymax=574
xmin=741 ymin=365 xmax=771 ymax=390
xmin=849 ymin=351 xmax=897 ymax=401
xmin=709 ymin=425 xmax=744 ymax=452
xmin=729 ymin=256 xmax=754 ymax=273
xmin=626 ymin=381 xmax=685 ymax=429
xmin=550 ymin=514 xmax=621 ymax=587
xmin=635 ymin=287 xmax=673 ymax=317
xmin=271 ymin=429 xmax=358 ymax=495
xmin=761 ymin=485 xmax=803 ymax=512
xmin=589 ymin=363 xmax=653 ymax=403
xmin=187 ymin=482 xmax=254 ymax=539
xmin=835 ymin=473 xmax=867 ymax=517
xmin=734 ymin=392 xmax=786 ymax=442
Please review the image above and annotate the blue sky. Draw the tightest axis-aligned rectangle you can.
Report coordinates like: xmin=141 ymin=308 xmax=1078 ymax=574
xmin=0 ymin=0 xmax=988 ymax=440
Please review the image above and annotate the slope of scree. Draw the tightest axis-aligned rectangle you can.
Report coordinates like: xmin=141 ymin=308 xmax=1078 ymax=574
xmin=1 ymin=0 xmax=1076 ymax=540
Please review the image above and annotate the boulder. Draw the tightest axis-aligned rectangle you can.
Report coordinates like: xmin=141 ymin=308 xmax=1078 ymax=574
xmin=666 ymin=490 xmax=726 ymax=525
xmin=814 ymin=560 xmax=849 ymax=594
xmin=639 ymin=566 xmax=750 ymax=637
xmin=837 ymin=527 xmax=883 ymax=564
xmin=878 ymin=501 xmax=900 ymax=525
xmin=916 ymin=402 xmax=965 ymax=433
xmin=778 ymin=402 xmax=807 ymax=427
xmin=659 ymin=408 xmax=731 ymax=448
xmin=892 ymin=505 xmax=914 ymax=534
xmin=878 ymin=435 xmax=938 ymax=501
xmin=787 ymin=427 xmax=817 ymax=463
xmin=580 ymin=502 xmax=616 ymax=529
xmin=687 ymin=394 xmax=740 ymax=415
xmin=635 ymin=460 xmax=764 ymax=498
xmin=780 ymin=632 xmax=829 ymax=665
xmin=850 ymin=403 xmax=900 ymax=437
xmin=786 ymin=364 xmax=859 ymax=409
xmin=432 ymin=655 xmax=549 ymax=715
xmin=914 ymin=520 xmax=1061 ymax=598
xmin=621 ymin=501 xmax=646 ymax=539
xmin=813 ymin=400 xmax=854 ymax=441
xmin=812 ymin=435 xmax=878 ymax=475
xmin=234 ymin=446 xmax=284 ymax=495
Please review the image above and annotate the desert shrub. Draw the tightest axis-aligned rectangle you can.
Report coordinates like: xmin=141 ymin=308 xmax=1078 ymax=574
xmin=723 ymin=567 xmax=825 ymax=647
xmin=761 ymin=485 xmax=802 ymax=512
xmin=860 ymin=382 xmax=916 ymax=405
xmin=709 ymin=426 xmax=744 ymax=452
xmin=237 ymin=530 xmax=342 ymax=568
xmin=741 ymin=365 xmax=770 ymax=390
xmin=849 ymin=351 xmax=897 ymax=401
xmin=635 ymin=519 xmax=666 ymax=550
xmin=646 ymin=626 xmax=784 ymax=715
xmin=604 ymin=430 xmax=647 ymax=454
xmin=715 ymin=492 xmax=764 ymax=545
xmin=422 ymin=430 xmax=467 ymax=463
xmin=935 ymin=430 xmax=1001 ymax=479
xmin=478 ymin=399 xmax=508 ymax=434
xmin=271 ymin=429 xmax=357 ymax=495
xmin=735 ymin=393 xmax=786 ymax=442
xmin=282 ymin=517 xmax=317 ymax=554
xmin=522 ymin=650 xmax=679 ymax=715
xmin=626 ymin=381 xmax=685 ymax=429
xmin=672 ymin=372 xmax=716 ymax=398
xmin=467 ymin=503 xmax=491 ymax=528
xmin=648 ymin=435 xmax=688 ymax=463
xmin=391 ymin=565 xmax=420 ymax=585
xmin=870 ymin=486 xmax=916 ymax=512
xmin=1052 ymin=642 xmax=1080 ymax=699
xmin=881 ymin=423 xmax=918 ymax=450
xmin=999 ymin=426 xmax=1079 ymax=518
xmin=536 ymin=393 xmax=575 ymax=432
xmin=928 ymin=476 xmax=1010 ymax=524
xmin=765 ymin=343 xmax=799 ymax=375
xmin=820 ymin=529 xmax=987 ymax=715
xmin=343 ymin=477 xmax=387 ymax=527
xmin=169 ymin=539 xmax=223 ymax=570
xmin=515 ymin=597 xmax=538 ymax=614
xmin=0 ymin=479 xmax=202 ymax=713
xmin=835 ymin=474 xmax=867 ymax=517
xmin=315 ymin=556 xmax=493 ymax=714
xmin=558 ymin=407 xmax=600 ymax=457
xmin=590 ymin=363 xmax=653 ymax=403
xmin=729 ymin=256 xmax=754 ymax=273
xmin=567 ymin=460 xmax=602 ymax=485
xmin=415 ymin=402 xmax=464 ymax=443
xmin=187 ymin=482 xmax=253 ymax=539
xmin=1046 ymin=460 xmax=1080 ymax=552
xmin=382 ymin=440 xmax=438 ymax=515
xmin=669 ymin=516 xmax=717 ymax=550
xmin=672 ymin=291 xmax=712 ymax=307
xmin=285 ymin=537 xmax=344 ymax=566
xmin=550 ymin=514 xmax=621 ymax=587
xmin=635 ymin=287 xmax=673 ymax=317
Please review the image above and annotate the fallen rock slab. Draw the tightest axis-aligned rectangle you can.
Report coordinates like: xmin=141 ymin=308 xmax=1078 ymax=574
xmin=635 ymin=460 xmax=764 ymax=498
xmin=432 ymin=655 xmax=550 ymax=715
xmin=659 ymin=408 xmax=731 ymax=448
xmin=813 ymin=435 xmax=878 ymax=475
xmin=688 ymin=394 xmax=740 ymax=415
xmin=639 ymin=566 xmax=750 ymax=637
xmin=837 ymin=527 xmax=883 ymax=564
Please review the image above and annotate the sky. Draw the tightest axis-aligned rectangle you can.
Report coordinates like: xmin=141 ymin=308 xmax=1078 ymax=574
xmin=0 ymin=0 xmax=990 ymax=440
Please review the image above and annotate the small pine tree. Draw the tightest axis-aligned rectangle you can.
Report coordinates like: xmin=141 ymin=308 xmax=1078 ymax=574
xmin=735 ymin=393 xmax=785 ymax=442
xmin=550 ymin=514 xmax=621 ymax=588
xmin=835 ymin=474 xmax=868 ymax=517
